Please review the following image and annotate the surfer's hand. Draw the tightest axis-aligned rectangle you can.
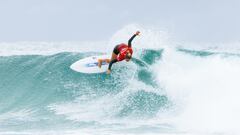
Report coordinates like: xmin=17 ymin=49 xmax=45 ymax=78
xmin=135 ymin=31 xmax=140 ymax=36
xmin=107 ymin=69 xmax=111 ymax=74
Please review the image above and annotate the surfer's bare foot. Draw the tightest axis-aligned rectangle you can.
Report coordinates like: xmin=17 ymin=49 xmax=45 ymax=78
xmin=98 ymin=59 xmax=102 ymax=68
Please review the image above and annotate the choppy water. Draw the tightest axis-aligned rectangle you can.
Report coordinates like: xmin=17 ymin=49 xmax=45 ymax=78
xmin=1 ymin=26 xmax=240 ymax=135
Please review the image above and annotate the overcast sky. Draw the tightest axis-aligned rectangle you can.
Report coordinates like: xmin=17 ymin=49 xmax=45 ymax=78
xmin=0 ymin=0 xmax=240 ymax=42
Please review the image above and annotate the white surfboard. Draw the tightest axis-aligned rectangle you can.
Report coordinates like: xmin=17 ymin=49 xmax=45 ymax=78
xmin=70 ymin=55 xmax=110 ymax=73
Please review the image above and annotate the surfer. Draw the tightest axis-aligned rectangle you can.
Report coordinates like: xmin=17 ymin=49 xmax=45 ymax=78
xmin=98 ymin=31 xmax=140 ymax=74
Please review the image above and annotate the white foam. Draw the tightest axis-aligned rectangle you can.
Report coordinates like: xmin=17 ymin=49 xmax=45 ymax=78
xmin=0 ymin=109 xmax=34 ymax=122
xmin=109 ymin=24 xmax=170 ymax=49
xmin=156 ymin=48 xmax=240 ymax=134
xmin=3 ymin=24 xmax=240 ymax=134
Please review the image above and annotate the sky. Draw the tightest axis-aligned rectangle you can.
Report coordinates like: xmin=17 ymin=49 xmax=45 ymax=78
xmin=0 ymin=0 xmax=240 ymax=42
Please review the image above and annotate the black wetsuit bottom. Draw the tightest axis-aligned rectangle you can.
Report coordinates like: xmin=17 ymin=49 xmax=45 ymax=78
xmin=113 ymin=45 xmax=120 ymax=55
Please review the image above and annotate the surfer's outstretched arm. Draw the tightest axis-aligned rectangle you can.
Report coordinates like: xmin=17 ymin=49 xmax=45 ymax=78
xmin=128 ymin=31 xmax=140 ymax=47
xmin=107 ymin=59 xmax=117 ymax=74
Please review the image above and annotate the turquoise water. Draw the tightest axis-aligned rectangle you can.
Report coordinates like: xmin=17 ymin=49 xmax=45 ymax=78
xmin=0 ymin=49 xmax=172 ymax=134
xmin=1 ymin=45 xmax=240 ymax=135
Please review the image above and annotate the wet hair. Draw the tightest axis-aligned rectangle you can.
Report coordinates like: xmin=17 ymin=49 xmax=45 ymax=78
xmin=125 ymin=53 xmax=132 ymax=59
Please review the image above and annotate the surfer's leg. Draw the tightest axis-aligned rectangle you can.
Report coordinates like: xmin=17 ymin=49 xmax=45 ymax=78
xmin=113 ymin=45 xmax=119 ymax=56
xmin=98 ymin=59 xmax=103 ymax=68
xmin=98 ymin=45 xmax=118 ymax=68
xmin=102 ymin=59 xmax=111 ymax=63
xmin=105 ymin=59 xmax=111 ymax=63
xmin=111 ymin=53 xmax=117 ymax=61
xmin=107 ymin=47 xmax=118 ymax=64
xmin=111 ymin=45 xmax=119 ymax=60
xmin=98 ymin=59 xmax=111 ymax=68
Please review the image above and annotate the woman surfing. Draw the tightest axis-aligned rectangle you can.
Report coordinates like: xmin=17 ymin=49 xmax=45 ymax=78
xmin=98 ymin=31 xmax=140 ymax=74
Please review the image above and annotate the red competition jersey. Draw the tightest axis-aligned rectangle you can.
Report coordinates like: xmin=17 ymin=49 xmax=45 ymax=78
xmin=117 ymin=43 xmax=133 ymax=61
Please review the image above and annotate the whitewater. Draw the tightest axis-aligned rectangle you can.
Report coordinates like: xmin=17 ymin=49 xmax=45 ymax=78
xmin=0 ymin=25 xmax=240 ymax=135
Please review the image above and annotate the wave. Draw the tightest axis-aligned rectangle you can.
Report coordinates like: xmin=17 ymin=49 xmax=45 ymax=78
xmin=1 ymin=24 xmax=240 ymax=134
xmin=0 ymin=48 xmax=170 ymax=132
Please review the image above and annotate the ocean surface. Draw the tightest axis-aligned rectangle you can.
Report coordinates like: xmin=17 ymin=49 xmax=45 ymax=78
xmin=0 ymin=26 xmax=240 ymax=135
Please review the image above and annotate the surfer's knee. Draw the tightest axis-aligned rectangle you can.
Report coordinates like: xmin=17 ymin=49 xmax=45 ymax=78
xmin=106 ymin=59 xmax=111 ymax=63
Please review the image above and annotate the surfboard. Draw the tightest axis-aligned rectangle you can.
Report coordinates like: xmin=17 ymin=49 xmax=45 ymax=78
xmin=70 ymin=55 xmax=110 ymax=73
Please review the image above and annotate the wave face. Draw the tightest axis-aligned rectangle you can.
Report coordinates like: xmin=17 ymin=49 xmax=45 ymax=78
xmin=1 ymin=25 xmax=240 ymax=135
